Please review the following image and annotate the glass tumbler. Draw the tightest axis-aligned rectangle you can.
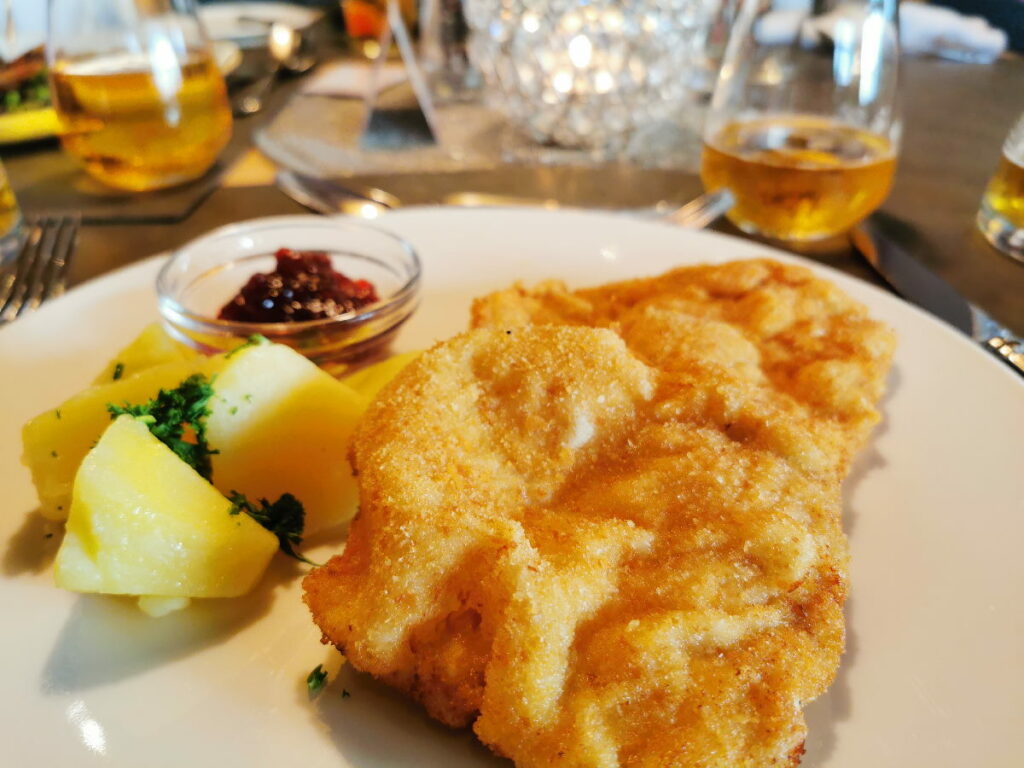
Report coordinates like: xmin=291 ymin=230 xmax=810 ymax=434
xmin=701 ymin=0 xmax=900 ymax=241
xmin=978 ymin=113 xmax=1024 ymax=262
xmin=47 ymin=0 xmax=232 ymax=192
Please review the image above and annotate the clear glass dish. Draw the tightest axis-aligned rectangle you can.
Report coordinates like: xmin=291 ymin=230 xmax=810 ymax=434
xmin=156 ymin=216 xmax=421 ymax=371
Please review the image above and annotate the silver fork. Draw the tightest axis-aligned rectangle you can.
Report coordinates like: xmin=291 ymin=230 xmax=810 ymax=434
xmin=0 ymin=214 xmax=80 ymax=325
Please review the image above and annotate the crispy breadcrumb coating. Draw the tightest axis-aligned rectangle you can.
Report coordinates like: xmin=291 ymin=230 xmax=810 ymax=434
xmin=304 ymin=259 xmax=895 ymax=767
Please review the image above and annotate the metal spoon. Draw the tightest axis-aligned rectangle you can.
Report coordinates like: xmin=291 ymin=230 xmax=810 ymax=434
xmin=276 ymin=170 xmax=399 ymax=218
xmin=232 ymin=22 xmax=300 ymax=117
xmin=237 ymin=16 xmax=317 ymax=74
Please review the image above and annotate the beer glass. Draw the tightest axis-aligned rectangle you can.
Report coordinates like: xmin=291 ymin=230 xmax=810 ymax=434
xmin=47 ymin=0 xmax=232 ymax=192
xmin=978 ymin=113 xmax=1024 ymax=262
xmin=701 ymin=0 xmax=900 ymax=241
xmin=0 ymin=159 xmax=22 ymax=263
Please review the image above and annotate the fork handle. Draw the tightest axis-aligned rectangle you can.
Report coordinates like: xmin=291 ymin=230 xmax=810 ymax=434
xmin=662 ymin=188 xmax=736 ymax=230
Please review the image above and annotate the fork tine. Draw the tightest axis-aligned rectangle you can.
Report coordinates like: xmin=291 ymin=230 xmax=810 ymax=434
xmin=36 ymin=215 xmax=79 ymax=305
xmin=10 ymin=216 xmax=61 ymax=320
xmin=0 ymin=217 xmax=44 ymax=320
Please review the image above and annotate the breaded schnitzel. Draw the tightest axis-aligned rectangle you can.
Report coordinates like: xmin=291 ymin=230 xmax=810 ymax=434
xmin=304 ymin=259 xmax=895 ymax=767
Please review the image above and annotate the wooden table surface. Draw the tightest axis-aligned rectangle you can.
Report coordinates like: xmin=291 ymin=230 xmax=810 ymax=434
xmin=4 ymin=56 xmax=1024 ymax=334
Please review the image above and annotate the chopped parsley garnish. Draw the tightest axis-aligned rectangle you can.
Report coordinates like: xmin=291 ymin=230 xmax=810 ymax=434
xmin=107 ymin=374 xmax=218 ymax=480
xmin=306 ymin=664 xmax=328 ymax=694
xmin=227 ymin=491 xmax=314 ymax=564
xmin=341 ymin=689 xmax=351 ymax=699
xmin=54 ymin=409 xmax=61 ymax=420
xmin=226 ymin=334 xmax=269 ymax=359
xmin=112 ymin=362 xmax=125 ymax=381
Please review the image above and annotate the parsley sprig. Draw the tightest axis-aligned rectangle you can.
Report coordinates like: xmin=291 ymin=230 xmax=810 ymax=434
xmin=107 ymin=374 xmax=218 ymax=480
xmin=226 ymin=334 xmax=269 ymax=359
xmin=306 ymin=664 xmax=328 ymax=695
xmin=228 ymin=491 xmax=314 ymax=564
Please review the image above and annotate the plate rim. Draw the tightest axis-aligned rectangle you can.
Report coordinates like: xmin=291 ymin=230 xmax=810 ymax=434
xmin=7 ymin=208 xmax=1018 ymax=389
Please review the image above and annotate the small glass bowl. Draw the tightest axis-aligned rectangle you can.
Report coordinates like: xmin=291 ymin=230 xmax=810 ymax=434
xmin=156 ymin=216 xmax=421 ymax=371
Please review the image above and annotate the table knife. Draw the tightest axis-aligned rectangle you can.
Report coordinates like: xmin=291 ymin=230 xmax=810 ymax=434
xmin=850 ymin=215 xmax=1024 ymax=378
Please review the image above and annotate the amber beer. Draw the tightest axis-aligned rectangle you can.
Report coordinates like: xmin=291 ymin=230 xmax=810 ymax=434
xmin=701 ymin=115 xmax=896 ymax=241
xmin=50 ymin=52 xmax=231 ymax=191
xmin=981 ymin=152 xmax=1024 ymax=229
xmin=0 ymin=162 xmax=20 ymax=239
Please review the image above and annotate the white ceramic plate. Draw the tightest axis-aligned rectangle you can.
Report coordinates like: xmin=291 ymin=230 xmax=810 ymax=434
xmin=199 ymin=2 xmax=323 ymax=48
xmin=1 ymin=210 xmax=1021 ymax=767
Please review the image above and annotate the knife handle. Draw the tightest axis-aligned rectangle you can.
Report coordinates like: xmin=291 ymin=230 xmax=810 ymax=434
xmin=985 ymin=336 xmax=1024 ymax=378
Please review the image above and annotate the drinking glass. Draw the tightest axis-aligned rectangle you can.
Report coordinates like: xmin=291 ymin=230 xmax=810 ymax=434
xmin=47 ymin=0 xmax=232 ymax=192
xmin=977 ymin=112 xmax=1024 ymax=262
xmin=0 ymin=159 xmax=22 ymax=263
xmin=701 ymin=0 xmax=900 ymax=241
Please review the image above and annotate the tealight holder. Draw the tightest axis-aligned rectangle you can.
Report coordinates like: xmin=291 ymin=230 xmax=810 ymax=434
xmin=464 ymin=0 xmax=715 ymax=154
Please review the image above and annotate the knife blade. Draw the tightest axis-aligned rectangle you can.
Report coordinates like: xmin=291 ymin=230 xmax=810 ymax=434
xmin=850 ymin=213 xmax=1024 ymax=378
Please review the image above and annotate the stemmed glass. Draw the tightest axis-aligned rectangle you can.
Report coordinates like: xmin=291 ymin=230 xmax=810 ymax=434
xmin=47 ymin=0 xmax=232 ymax=192
xmin=701 ymin=0 xmax=900 ymax=241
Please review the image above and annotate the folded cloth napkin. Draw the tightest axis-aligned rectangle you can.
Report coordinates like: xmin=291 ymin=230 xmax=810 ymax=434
xmin=755 ymin=0 xmax=1008 ymax=63
xmin=898 ymin=2 xmax=1007 ymax=62
xmin=0 ymin=1 xmax=45 ymax=62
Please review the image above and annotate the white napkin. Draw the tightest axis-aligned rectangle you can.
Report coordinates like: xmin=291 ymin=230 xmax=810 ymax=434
xmin=300 ymin=61 xmax=408 ymax=98
xmin=0 ymin=0 xmax=46 ymax=62
xmin=898 ymin=2 xmax=1007 ymax=62
xmin=756 ymin=1 xmax=1008 ymax=64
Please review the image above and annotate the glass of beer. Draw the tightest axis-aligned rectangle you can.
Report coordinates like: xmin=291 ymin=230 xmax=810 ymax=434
xmin=0 ymin=160 xmax=23 ymax=263
xmin=977 ymin=113 xmax=1024 ymax=262
xmin=47 ymin=0 xmax=232 ymax=192
xmin=701 ymin=0 xmax=900 ymax=242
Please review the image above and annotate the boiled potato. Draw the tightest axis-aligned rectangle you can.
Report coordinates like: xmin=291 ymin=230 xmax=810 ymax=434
xmin=55 ymin=416 xmax=277 ymax=598
xmin=22 ymin=355 xmax=223 ymax=520
xmin=341 ymin=350 xmax=421 ymax=402
xmin=206 ymin=343 xmax=367 ymax=535
xmin=92 ymin=322 xmax=198 ymax=385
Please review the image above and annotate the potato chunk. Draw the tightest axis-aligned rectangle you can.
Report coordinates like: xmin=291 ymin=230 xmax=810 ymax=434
xmin=55 ymin=416 xmax=277 ymax=598
xmin=92 ymin=322 xmax=198 ymax=385
xmin=205 ymin=343 xmax=368 ymax=535
xmin=341 ymin=350 xmax=421 ymax=402
xmin=22 ymin=355 xmax=223 ymax=520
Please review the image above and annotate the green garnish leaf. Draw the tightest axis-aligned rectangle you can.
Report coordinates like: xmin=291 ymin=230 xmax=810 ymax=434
xmin=107 ymin=374 xmax=218 ymax=480
xmin=306 ymin=664 xmax=328 ymax=695
xmin=227 ymin=491 xmax=314 ymax=564
xmin=226 ymin=334 xmax=269 ymax=359
xmin=112 ymin=362 xmax=125 ymax=381
xmin=341 ymin=689 xmax=351 ymax=699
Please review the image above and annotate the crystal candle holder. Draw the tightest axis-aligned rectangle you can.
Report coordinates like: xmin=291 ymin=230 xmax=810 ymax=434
xmin=464 ymin=0 xmax=713 ymax=152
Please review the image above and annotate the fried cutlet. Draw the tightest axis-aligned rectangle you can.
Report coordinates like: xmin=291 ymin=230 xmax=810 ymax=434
xmin=304 ymin=259 xmax=895 ymax=767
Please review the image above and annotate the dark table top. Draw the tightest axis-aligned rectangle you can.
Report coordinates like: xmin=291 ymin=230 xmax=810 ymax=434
xmin=4 ymin=56 xmax=1024 ymax=334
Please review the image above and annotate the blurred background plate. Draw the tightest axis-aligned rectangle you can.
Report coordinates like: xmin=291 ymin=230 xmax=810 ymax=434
xmin=198 ymin=2 xmax=324 ymax=49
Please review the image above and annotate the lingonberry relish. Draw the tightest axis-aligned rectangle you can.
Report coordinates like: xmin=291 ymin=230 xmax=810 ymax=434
xmin=218 ymin=248 xmax=380 ymax=323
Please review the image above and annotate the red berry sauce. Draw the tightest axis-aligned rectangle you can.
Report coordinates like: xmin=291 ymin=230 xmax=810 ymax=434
xmin=218 ymin=248 xmax=380 ymax=323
